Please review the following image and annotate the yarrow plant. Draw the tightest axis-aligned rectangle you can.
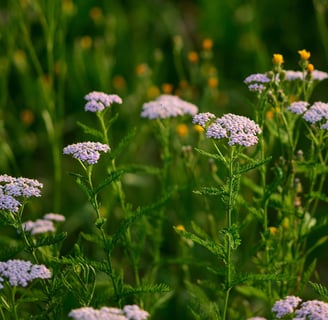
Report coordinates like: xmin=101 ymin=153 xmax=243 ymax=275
xmin=141 ymin=94 xmax=198 ymax=119
xmin=248 ymin=295 xmax=328 ymax=319
xmin=84 ymin=91 xmax=123 ymax=112
xmin=0 ymin=259 xmax=51 ymax=289
xmin=69 ymin=304 xmax=149 ymax=320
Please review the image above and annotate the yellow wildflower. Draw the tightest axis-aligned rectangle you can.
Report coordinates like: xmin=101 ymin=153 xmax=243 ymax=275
xmin=176 ymin=124 xmax=188 ymax=137
xmin=272 ymin=54 xmax=284 ymax=65
xmin=162 ymin=83 xmax=173 ymax=94
xmin=194 ymin=125 xmax=204 ymax=133
xmin=202 ymin=38 xmax=213 ymax=50
xmin=80 ymin=36 xmax=92 ymax=49
xmin=147 ymin=85 xmax=160 ymax=100
xmin=208 ymin=77 xmax=219 ymax=88
xmin=298 ymin=49 xmax=311 ymax=60
xmin=188 ymin=51 xmax=199 ymax=63
xmin=175 ymin=225 xmax=185 ymax=232
xmin=307 ymin=63 xmax=314 ymax=73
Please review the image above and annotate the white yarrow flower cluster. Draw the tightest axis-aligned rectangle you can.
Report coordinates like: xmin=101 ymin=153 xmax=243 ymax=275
xmin=0 ymin=259 xmax=51 ymax=289
xmin=69 ymin=305 xmax=149 ymax=320
xmin=272 ymin=295 xmax=302 ymax=318
xmin=141 ymin=94 xmax=198 ymax=119
xmin=22 ymin=213 xmax=65 ymax=235
xmin=63 ymin=142 xmax=110 ymax=165
xmin=193 ymin=113 xmax=261 ymax=147
xmin=0 ymin=174 xmax=43 ymax=198
xmin=84 ymin=91 xmax=122 ymax=112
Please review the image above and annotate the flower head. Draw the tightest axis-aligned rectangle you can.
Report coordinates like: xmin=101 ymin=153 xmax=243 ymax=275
xmin=0 ymin=259 xmax=51 ymax=289
xmin=43 ymin=213 xmax=66 ymax=222
xmin=294 ymin=299 xmax=328 ymax=319
xmin=23 ymin=219 xmax=55 ymax=235
xmin=63 ymin=142 xmax=110 ymax=165
xmin=272 ymin=53 xmax=284 ymax=65
xmin=244 ymin=73 xmax=271 ymax=84
xmin=141 ymin=95 xmax=198 ymax=119
xmin=192 ymin=112 xmax=216 ymax=127
xmin=123 ymin=305 xmax=150 ymax=320
xmin=288 ymin=101 xmax=309 ymax=115
xmin=205 ymin=113 xmax=261 ymax=147
xmin=303 ymin=101 xmax=328 ymax=129
xmin=272 ymin=295 xmax=302 ymax=318
xmin=84 ymin=91 xmax=122 ymax=112
xmin=68 ymin=305 xmax=149 ymax=320
xmin=0 ymin=193 xmax=21 ymax=212
xmin=0 ymin=174 xmax=43 ymax=198
xmin=311 ymin=70 xmax=328 ymax=81
xmin=298 ymin=49 xmax=311 ymax=61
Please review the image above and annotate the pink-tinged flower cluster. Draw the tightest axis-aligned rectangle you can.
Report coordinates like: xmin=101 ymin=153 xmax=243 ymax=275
xmin=69 ymin=304 xmax=149 ymax=320
xmin=295 ymin=299 xmax=328 ymax=319
xmin=288 ymin=101 xmax=310 ymax=115
xmin=141 ymin=95 xmax=198 ymax=119
xmin=0 ymin=193 xmax=21 ymax=212
xmin=244 ymin=73 xmax=271 ymax=94
xmin=303 ymin=101 xmax=328 ymax=129
xmin=22 ymin=213 xmax=65 ymax=235
xmin=192 ymin=112 xmax=216 ymax=127
xmin=84 ymin=91 xmax=122 ymax=112
xmin=193 ymin=113 xmax=261 ymax=147
xmin=63 ymin=142 xmax=110 ymax=165
xmin=23 ymin=219 xmax=55 ymax=235
xmin=288 ymin=101 xmax=328 ymax=130
xmin=272 ymin=295 xmax=302 ymax=318
xmin=0 ymin=174 xmax=43 ymax=198
xmin=0 ymin=259 xmax=51 ymax=289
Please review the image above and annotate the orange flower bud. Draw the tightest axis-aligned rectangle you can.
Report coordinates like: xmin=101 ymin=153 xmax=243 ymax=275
xmin=202 ymin=38 xmax=213 ymax=50
xmin=176 ymin=124 xmax=188 ymax=137
xmin=307 ymin=63 xmax=314 ymax=73
xmin=188 ymin=51 xmax=199 ymax=63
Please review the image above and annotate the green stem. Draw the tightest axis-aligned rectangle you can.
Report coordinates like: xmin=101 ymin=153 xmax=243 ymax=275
xmin=222 ymin=148 xmax=235 ymax=320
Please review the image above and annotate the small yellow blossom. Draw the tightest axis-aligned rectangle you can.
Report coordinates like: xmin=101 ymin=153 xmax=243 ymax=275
xmin=89 ymin=7 xmax=103 ymax=23
xmin=202 ymin=38 xmax=213 ymax=50
xmin=298 ymin=49 xmax=311 ymax=61
xmin=208 ymin=77 xmax=219 ymax=88
xmin=80 ymin=36 xmax=92 ymax=49
xmin=176 ymin=124 xmax=188 ymax=137
xmin=188 ymin=51 xmax=199 ymax=63
xmin=266 ymin=110 xmax=274 ymax=120
xmin=20 ymin=110 xmax=35 ymax=126
xmin=269 ymin=226 xmax=278 ymax=235
xmin=135 ymin=63 xmax=150 ymax=76
xmin=272 ymin=53 xmax=284 ymax=65
xmin=175 ymin=225 xmax=185 ymax=232
xmin=307 ymin=63 xmax=314 ymax=73
xmin=147 ymin=85 xmax=160 ymax=100
xmin=194 ymin=124 xmax=204 ymax=133
xmin=112 ymin=75 xmax=126 ymax=90
xmin=62 ymin=0 xmax=75 ymax=16
xmin=161 ymin=83 xmax=173 ymax=94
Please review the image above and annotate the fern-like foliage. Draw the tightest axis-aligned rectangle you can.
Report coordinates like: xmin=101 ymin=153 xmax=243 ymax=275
xmin=185 ymin=281 xmax=221 ymax=320
xmin=309 ymin=281 xmax=328 ymax=301
xmin=31 ymin=232 xmax=67 ymax=249
xmin=237 ymin=156 xmax=272 ymax=175
xmin=110 ymin=127 xmax=137 ymax=159
xmin=174 ymin=226 xmax=225 ymax=259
